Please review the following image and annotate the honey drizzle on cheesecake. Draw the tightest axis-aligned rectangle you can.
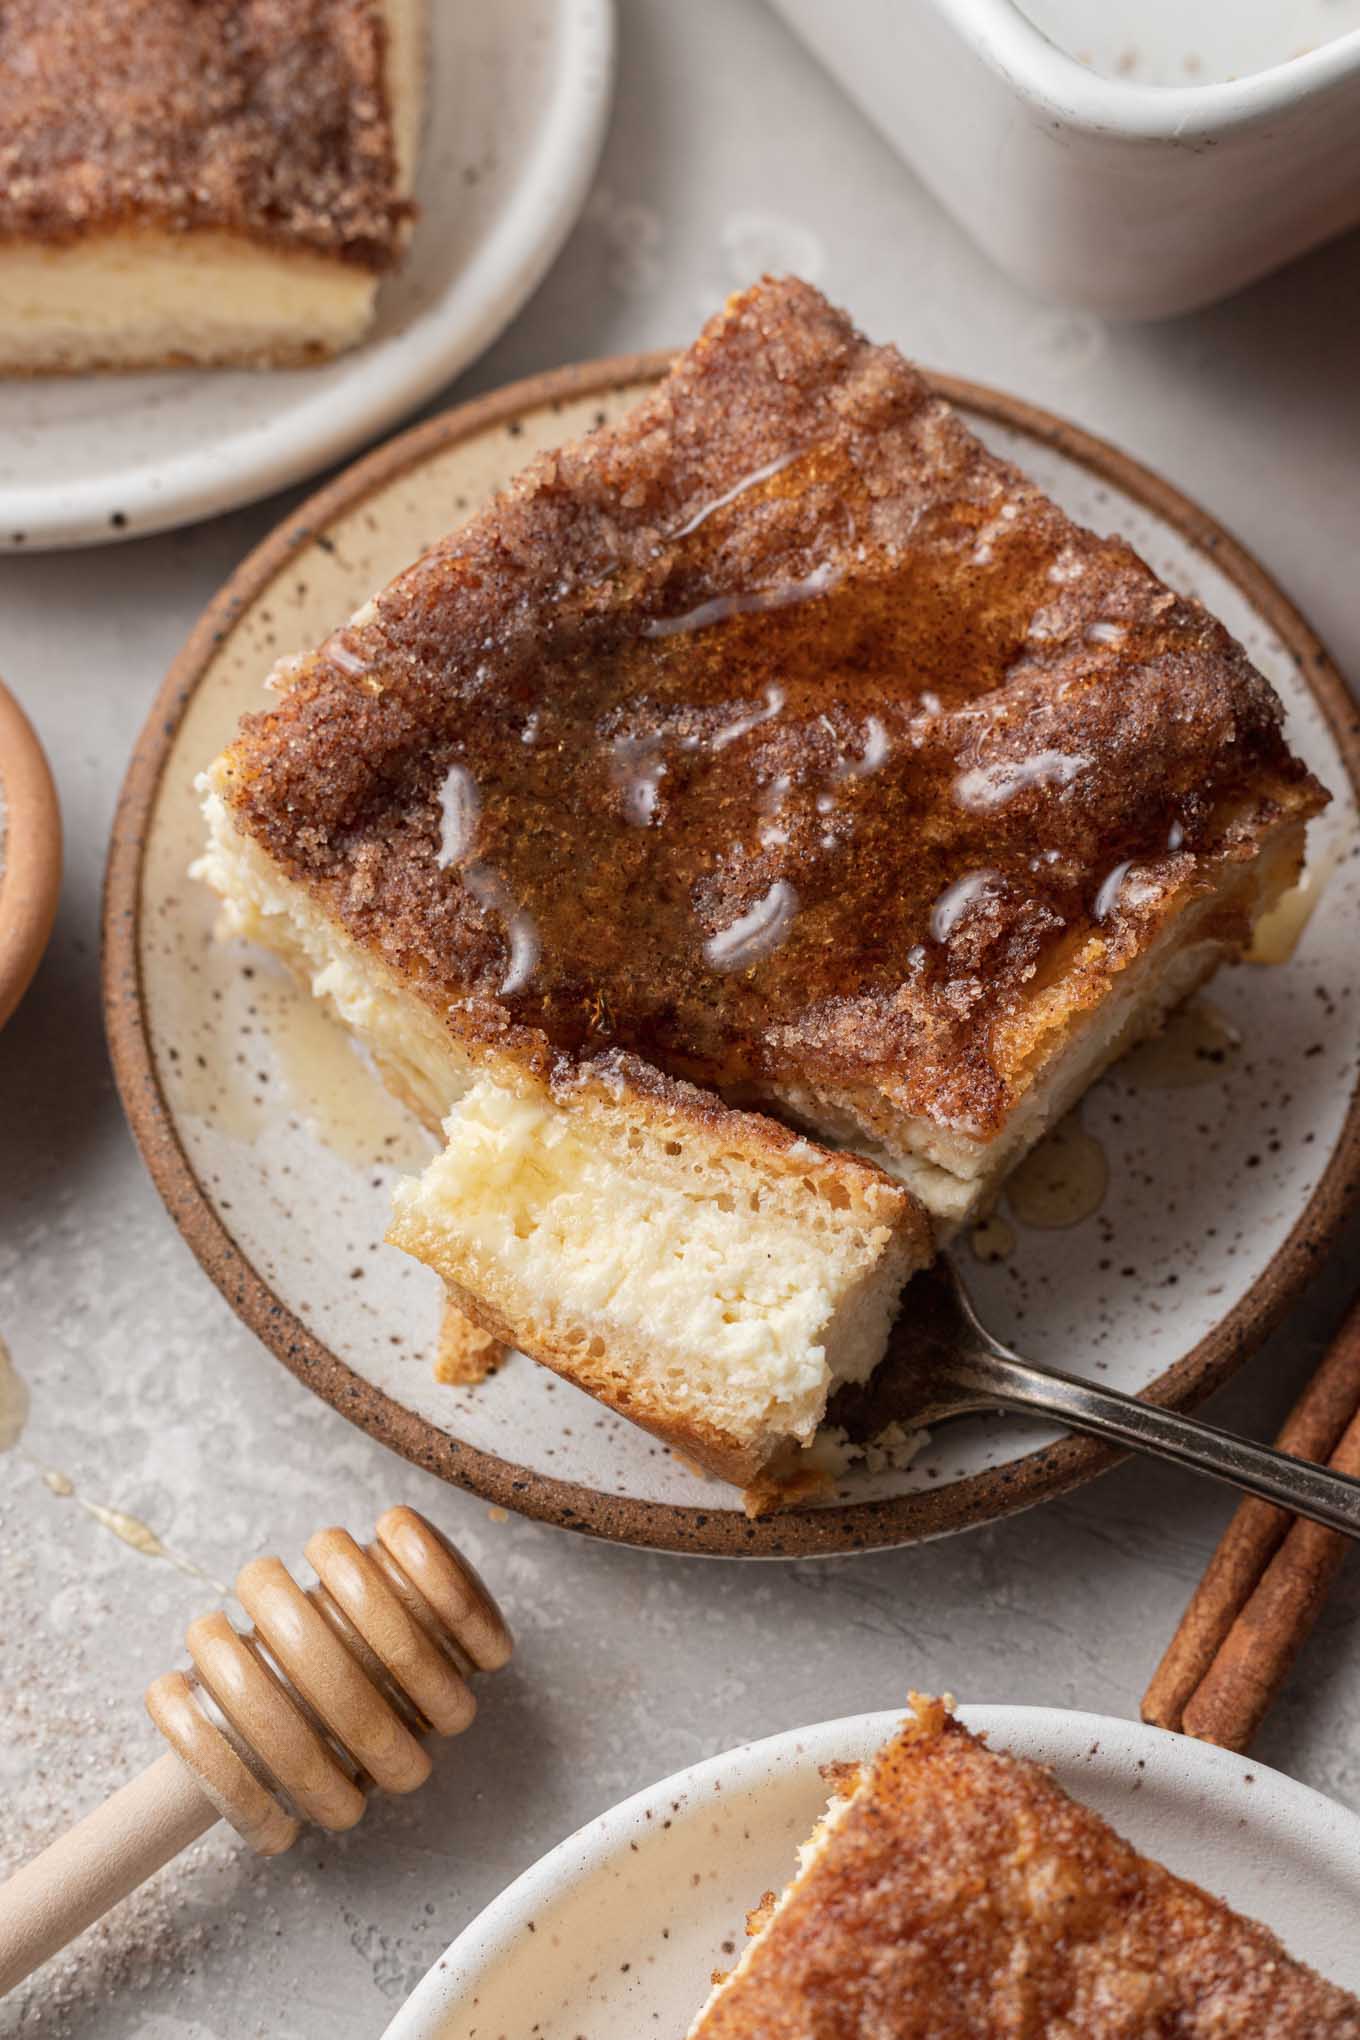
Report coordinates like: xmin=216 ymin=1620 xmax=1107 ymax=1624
xmin=222 ymin=280 xmax=1324 ymax=1147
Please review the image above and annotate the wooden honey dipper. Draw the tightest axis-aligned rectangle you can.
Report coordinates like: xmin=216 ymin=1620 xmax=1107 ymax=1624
xmin=0 ymin=1506 xmax=511 ymax=1998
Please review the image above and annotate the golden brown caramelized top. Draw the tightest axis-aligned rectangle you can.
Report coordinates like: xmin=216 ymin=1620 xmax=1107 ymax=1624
xmin=693 ymin=1696 xmax=1360 ymax=2038
xmin=222 ymin=279 xmax=1323 ymax=1136
xmin=0 ymin=0 xmax=407 ymax=265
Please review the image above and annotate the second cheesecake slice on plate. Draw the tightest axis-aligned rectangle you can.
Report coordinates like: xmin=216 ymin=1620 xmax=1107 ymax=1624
xmin=687 ymin=1699 xmax=1360 ymax=2035
xmin=196 ymin=276 xmax=1324 ymax=1496
xmin=0 ymin=0 xmax=422 ymax=373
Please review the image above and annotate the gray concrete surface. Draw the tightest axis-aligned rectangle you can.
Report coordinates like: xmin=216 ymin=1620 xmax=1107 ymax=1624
xmin=2 ymin=2 xmax=1358 ymax=2032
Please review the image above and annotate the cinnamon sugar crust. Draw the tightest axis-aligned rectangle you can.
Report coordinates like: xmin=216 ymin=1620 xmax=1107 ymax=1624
xmin=218 ymin=278 xmax=1325 ymax=1140
xmin=0 ymin=0 xmax=409 ymax=267
xmin=692 ymin=1697 xmax=1360 ymax=2037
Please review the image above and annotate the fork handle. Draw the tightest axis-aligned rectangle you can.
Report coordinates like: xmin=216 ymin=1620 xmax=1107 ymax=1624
xmin=953 ymin=1347 xmax=1360 ymax=1537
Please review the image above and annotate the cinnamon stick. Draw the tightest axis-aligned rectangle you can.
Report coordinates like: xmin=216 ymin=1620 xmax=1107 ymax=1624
xmin=1141 ymin=1292 xmax=1360 ymax=1734
xmin=1180 ymin=1401 xmax=1360 ymax=1751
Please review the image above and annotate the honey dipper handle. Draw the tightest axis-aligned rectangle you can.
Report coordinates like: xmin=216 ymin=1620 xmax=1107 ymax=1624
xmin=0 ymin=1752 xmax=218 ymax=1998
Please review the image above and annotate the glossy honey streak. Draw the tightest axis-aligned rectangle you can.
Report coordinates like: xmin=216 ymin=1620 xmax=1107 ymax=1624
xmin=407 ymin=515 xmax=1223 ymax=1118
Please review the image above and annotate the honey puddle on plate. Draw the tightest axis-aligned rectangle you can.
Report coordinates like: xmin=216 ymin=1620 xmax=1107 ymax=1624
xmin=1006 ymin=1112 xmax=1109 ymax=1231
xmin=970 ymin=1212 xmax=1017 ymax=1263
xmin=254 ymin=975 xmax=432 ymax=1169
xmin=991 ymin=994 xmax=1246 ymax=1237
xmin=1245 ymin=824 xmax=1354 ymax=967
xmin=1119 ymin=998 xmax=1241 ymax=1090
xmin=181 ymin=962 xmax=432 ymax=1171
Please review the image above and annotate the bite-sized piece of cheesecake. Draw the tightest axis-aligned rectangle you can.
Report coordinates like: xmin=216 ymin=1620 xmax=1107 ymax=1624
xmin=689 ymin=1697 xmax=1360 ymax=2038
xmin=434 ymin=1296 xmax=508 ymax=1387
xmin=389 ymin=1039 xmax=928 ymax=1487
xmin=0 ymin=0 xmax=421 ymax=373
xmin=196 ymin=276 xmax=1325 ymax=1489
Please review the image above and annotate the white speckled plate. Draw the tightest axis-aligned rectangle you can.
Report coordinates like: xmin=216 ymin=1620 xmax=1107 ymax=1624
xmin=382 ymin=1705 xmax=1360 ymax=2037
xmin=0 ymin=0 xmax=614 ymax=551
xmin=105 ymin=357 xmax=1360 ymax=1556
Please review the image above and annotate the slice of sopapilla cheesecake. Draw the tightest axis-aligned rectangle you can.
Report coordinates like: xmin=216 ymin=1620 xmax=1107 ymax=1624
xmin=0 ymin=0 xmax=422 ymax=373
xmin=688 ymin=1698 xmax=1360 ymax=2037
xmin=196 ymin=276 xmax=1325 ymax=1492
xmin=389 ymin=1038 xmax=927 ymax=1487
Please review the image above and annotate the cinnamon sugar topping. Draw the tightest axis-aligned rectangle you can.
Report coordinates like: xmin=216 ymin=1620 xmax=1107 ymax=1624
xmin=0 ymin=0 xmax=409 ymax=266
xmin=220 ymin=279 xmax=1325 ymax=1139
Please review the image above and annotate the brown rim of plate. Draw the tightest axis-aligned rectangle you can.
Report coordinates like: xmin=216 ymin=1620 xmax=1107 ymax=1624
xmin=0 ymin=675 xmax=62 ymax=1031
xmin=103 ymin=352 xmax=1360 ymax=1560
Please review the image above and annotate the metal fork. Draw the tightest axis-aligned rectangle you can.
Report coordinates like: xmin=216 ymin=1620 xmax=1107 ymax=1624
xmin=828 ymin=1260 xmax=1360 ymax=1537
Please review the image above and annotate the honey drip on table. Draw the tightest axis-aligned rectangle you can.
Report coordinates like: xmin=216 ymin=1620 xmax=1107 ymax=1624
xmin=39 ymin=1471 xmax=224 ymax=1584
xmin=76 ymin=1501 xmax=168 ymax=1559
xmin=4 ymin=1341 xmax=224 ymax=1584
xmin=38 ymin=1469 xmax=159 ymax=1561
xmin=1006 ymin=1112 xmax=1108 ymax=1230
xmin=0 ymin=1333 xmax=29 ymax=1453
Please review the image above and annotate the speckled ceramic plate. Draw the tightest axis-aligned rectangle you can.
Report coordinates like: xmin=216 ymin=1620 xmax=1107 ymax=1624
xmin=0 ymin=675 xmax=61 ymax=1030
xmin=104 ymin=355 xmax=1360 ymax=1556
xmin=382 ymin=1705 xmax=1360 ymax=2036
xmin=0 ymin=0 xmax=613 ymax=550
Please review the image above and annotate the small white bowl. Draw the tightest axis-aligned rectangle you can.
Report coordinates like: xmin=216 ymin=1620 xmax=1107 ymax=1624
xmin=769 ymin=0 xmax=1360 ymax=316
